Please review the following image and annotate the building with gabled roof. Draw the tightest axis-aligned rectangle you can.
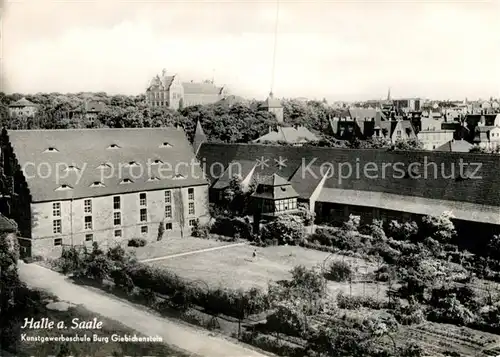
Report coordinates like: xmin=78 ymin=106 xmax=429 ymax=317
xmin=146 ymin=69 xmax=227 ymax=110
xmin=435 ymin=139 xmax=473 ymax=153
xmin=253 ymin=125 xmax=319 ymax=145
xmin=8 ymin=97 xmax=39 ymax=118
xmin=197 ymin=143 xmax=500 ymax=249
xmin=0 ymin=127 xmax=209 ymax=257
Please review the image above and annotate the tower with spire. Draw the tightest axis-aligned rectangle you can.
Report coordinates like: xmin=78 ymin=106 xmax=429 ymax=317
xmin=261 ymin=92 xmax=283 ymax=123
xmin=192 ymin=120 xmax=208 ymax=154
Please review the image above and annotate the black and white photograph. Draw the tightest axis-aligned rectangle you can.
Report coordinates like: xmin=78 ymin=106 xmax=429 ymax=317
xmin=0 ymin=0 xmax=499 ymax=356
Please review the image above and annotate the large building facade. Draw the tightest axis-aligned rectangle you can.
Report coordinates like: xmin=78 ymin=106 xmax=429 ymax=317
xmin=146 ymin=69 xmax=226 ymax=110
xmin=0 ymin=128 xmax=209 ymax=257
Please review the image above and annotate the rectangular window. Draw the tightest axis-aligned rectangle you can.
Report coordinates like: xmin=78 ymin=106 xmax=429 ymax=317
xmin=84 ymin=216 xmax=92 ymax=230
xmin=141 ymin=226 xmax=148 ymax=234
xmin=114 ymin=229 xmax=122 ymax=238
xmin=113 ymin=196 xmax=121 ymax=210
xmin=52 ymin=202 xmax=61 ymax=217
xmin=85 ymin=234 xmax=93 ymax=242
xmin=188 ymin=188 xmax=194 ymax=201
xmin=113 ymin=212 xmax=121 ymax=226
xmin=188 ymin=202 xmax=195 ymax=215
xmin=140 ymin=192 xmax=147 ymax=206
xmin=165 ymin=205 xmax=172 ymax=218
xmin=396 ymin=130 xmax=402 ymax=136
xmin=53 ymin=219 xmax=62 ymax=234
xmin=54 ymin=238 xmax=62 ymax=246
xmin=189 ymin=219 xmax=196 ymax=227
xmin=140 ymin=208 xmax=147 ymax=222
xmin=84 ymin=199 xmax=92 ymax=214
xmin=165 ymin=222 xmax=172 ymax=230
xmin=165 ymin=190 xmax=171 ymax=204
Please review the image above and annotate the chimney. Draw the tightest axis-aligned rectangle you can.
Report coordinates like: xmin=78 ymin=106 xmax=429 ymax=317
xmin=162 ymin=68 xmax=166 ymax=77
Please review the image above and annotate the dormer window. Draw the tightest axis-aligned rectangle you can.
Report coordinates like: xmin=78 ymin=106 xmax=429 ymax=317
xmin=44 ymin=147 xmax=59 ymax=153
xmin=152 ymin=159 xmax=163 ymax=164
xmin=148 ymin=177 xmax=160 ymax=182
xmin=172 ymin=173 xmax=185 ymax=180
xmin=64 ymin=165 xmax=80 ymax=172
xmin=280 ymin=186 xmax=287 ymax=192
xmin=90 ymin=181 xmax=105 ymax=187
xmin=127 ymin=161 xmax=139 ymax=167
xmin=55 ymin=184 xmax=73 ymax=191
xmin=120 ymin=178 xmax=133 ymax=184
xmin=107 ymin=144 xmax=121 ymax=149
xmin=97 ymin=163 xmax=112 ymax=169
xmin=160 ymin=142 xmax=172 ymax=148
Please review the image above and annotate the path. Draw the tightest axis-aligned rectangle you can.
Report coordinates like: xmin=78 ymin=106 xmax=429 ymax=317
xmin=18 ymin=262 xmax=270 ymax=357
xmin=140 ymin=242 xmax=248 ymax=263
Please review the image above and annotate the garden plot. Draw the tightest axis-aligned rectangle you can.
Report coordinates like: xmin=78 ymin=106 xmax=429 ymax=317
xmin=147 ymin=244 xmax=387 ymax=298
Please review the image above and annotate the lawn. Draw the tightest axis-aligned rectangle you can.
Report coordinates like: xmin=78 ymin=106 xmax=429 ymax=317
xmin=147 ymin=244 xmax=388 ymax=299
xmin=129 ymin=236 xmax=236 ymax=261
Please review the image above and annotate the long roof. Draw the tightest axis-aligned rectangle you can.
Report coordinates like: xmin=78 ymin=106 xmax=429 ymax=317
xmin=9 ymin=97 xmax=38 ymax=107
xmin=6 ymin=128 xmax=208 ymax=202
xmin=435 ymin=139 xmax=473 ymax=153
xmin=182 ymin=82 xmax=223 ymax=95
xmin=253 ymin=126 xmax=319 ymax=144
xmin=197 ymin=143 xmax=500 ymax=209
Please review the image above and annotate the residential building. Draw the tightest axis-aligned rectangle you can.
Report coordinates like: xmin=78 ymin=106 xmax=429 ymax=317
xmin=0 ymin=128 xmax=209 ymax=257
xmin=8 ymin=98 xmax=38 ymax=118
xmin=197 ymin=143 xmax=500 ymax=248
xmin=253 ymin=125 xmax=319 ymax=145
xmin=392 ymin=98 xmax=421 ymax=112
xmin=145 ymin=69 xmax=226 ymax=110
xmin=417 ymin=129 xmax=455 ymax=150
xmin=67 ymin=100 xmax=106 ymax=123
xmin=260 ymin=92 xmax=283 ymax=123
xmin=378 ymin=120 xmax=417 ymax=142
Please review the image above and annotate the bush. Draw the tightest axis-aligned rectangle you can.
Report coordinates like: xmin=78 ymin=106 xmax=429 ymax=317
xmin=128 ymin=238 xmax=147 ymax=247
xmin=324 ymin=260 xmax=353 ymax=282
xmin=59 ymin=246 xmax=85 ymax=274
xmin=420 ymin=213 xmax=456 ymax=243
xmin=110 ymin=269 xmax=134 ymax=293
xmin=336 ymin=292 xmax=385 ymax=310
xmin=364 ymin=219 xmax=386 ymax=242
xmin=211 ymin=216 xmax=252 ymax=240
xmin=427 ymin=294 xmax=476 ymax=326
xmin=392 ymin=300 xmax=426 ymax=325
xmin=387 ymin=220 xmax=418 ymax=241
xmin=261 ymin=215 xmax=305 ymax=246
xmin=191 ymin=219 xmax=211 ymax=238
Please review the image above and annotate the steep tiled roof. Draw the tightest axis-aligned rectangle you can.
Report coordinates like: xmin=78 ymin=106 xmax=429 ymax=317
xmin=261 ymin=173 xmax=290 ymax=186
xmin=261 ymin=93 xmax=282 ymax=109
xmin=435 ymin=140 xmax=473 ymax=153
xmin=254 ymin=126 xmax=319 ymax=144
xmin=197 ymin=143 xmax=500 ymax=209
xmin=182 ymin=82 xmax=223 ymax=95
xmin=252 ymin=174 xmax=299 ymax=200
xmin=9 ymin=98 xmax=37 ymax=107
xmin=193 ymin=120 xmax=208 ymax=154
xmin=6 ymin=128 xmax=207 ymax=202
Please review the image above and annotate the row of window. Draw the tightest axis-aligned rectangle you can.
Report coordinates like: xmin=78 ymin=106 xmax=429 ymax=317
xmin=52 ymin=189 xmax=196 ymax=234
xmin=53 ymin=220 xmax=197 ymax=246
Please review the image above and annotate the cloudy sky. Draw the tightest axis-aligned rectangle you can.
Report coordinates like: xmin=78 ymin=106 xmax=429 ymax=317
xmin=1 ymin=0 xmax=499 ymax=100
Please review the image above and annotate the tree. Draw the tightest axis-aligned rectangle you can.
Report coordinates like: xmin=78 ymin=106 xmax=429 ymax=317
xmin=394 ymin=138 xmax=424 ymax=151
xmin=261 ymin=215 xmax=305 ymax=245
xmin=420 ymin=213 xmax=456 ymax=243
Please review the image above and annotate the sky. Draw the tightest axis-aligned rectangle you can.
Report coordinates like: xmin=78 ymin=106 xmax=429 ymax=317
xmin=1 ymin=0 xmax=499 ymax=101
